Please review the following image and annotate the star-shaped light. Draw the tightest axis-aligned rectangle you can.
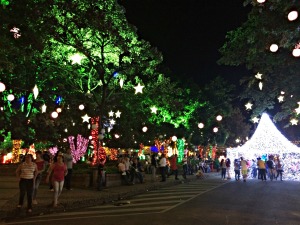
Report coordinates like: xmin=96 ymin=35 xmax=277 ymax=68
xmin=108 ymin=110 xmax=114 ymax=117
xmin=290 ymin=118 xmax=298 ymax=125
xmin=245 ymin=102 xmax=253 ymax=110
xmin=252 ymin=117 xmax=259 ymax=123
xmin=150 ymin=106 xmax=158 ymax=114
xmin=134 ymin=83 xmax=144 ymax=94
xmin=115 ymin=110 xmax=121 ymax=118
xmin=278 ymin=96 xmax=284 ymax=102
xmin=70 ymin=53 xmax=85 ymax=65
xmin=255 ymin=72 xmax=263 ymax=80
xmin=259 ymin=81 xmax=263 ymax=90
xmin=82 ymin=114 xmax=91 ymax=123
xmin=110 ymin=119 xmax=116 ymax=125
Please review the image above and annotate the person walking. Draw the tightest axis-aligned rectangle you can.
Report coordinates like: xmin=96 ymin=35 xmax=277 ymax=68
xmin=46 ymin=153 xmax=68 ymax=207
xmin=257 ymin=157 xmax=267 ymax=181
xmin=64 ymin=149 xmax=73 ymax=190
xmin=32 ymin=151 xmax=45 ymax=205
xmin=234 ymin=159 xmax=240 ymax=181
xmin=275 ymin=157 xmax=284 ymax=181
xmin=182 ymin=155 xmax=188 ymax=179
xmin=16 ymin=154 xmax=38 ymax=213
xmin=150 ymin=153 xmax=158 ymax=182
xmin=226 ymin=158 xmax=231 ymax=179
xmin=168 ymin=154 xmax=179 ymax=180
xmin=159 ymin=154 xmax=167 ymax=182
xmin=220 ymin=159 xmax=227 ymax=180
xmin=240 ymin=157 xmax=248 ymax=182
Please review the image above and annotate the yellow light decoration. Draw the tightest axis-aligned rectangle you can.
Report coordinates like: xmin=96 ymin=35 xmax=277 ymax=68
xmin=134 ymin=83 xmax=144 ymax=94
xmin=245 ymin=102 xmax=253 ymax=110
xmin=12 ymin=140 xmax=22 ymax=163
xmin=150 ymin=106 xmax=158 ymax=114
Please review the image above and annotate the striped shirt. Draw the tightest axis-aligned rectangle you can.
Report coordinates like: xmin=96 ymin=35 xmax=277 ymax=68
xmin=18 ymin=162 xmax=36 ymax=179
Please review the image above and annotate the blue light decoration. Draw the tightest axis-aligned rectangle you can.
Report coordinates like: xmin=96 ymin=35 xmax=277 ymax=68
xmin=19 ymin=96 xmax=25 ymax=104
xmin=150 ymin=146 xmax=158 ymax=152
xmin=55 ymin=96 xmax=62 ymax=105
xmin=113 ymin=71 xmax=119 ymax=78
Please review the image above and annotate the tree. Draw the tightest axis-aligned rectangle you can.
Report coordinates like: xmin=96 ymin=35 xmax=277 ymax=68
xmin=218 ymin=0 xmax=300 ymax=125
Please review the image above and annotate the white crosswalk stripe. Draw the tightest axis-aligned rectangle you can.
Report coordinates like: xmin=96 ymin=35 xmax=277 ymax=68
xmin=38 ymin=179 xmax=226 ymax=218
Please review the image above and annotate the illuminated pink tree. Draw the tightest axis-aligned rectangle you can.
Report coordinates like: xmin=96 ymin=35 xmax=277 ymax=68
xmin=68 ymin=134 xmax=89 ymax=163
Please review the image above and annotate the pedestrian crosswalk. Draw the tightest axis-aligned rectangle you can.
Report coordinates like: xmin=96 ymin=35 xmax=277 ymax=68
xmin=55 ymin=179 xmax=226 ymax=217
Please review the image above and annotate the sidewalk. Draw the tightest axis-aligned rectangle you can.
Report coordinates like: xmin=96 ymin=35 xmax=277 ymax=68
xmin=0 ymin=172 xmax=220 ymax=222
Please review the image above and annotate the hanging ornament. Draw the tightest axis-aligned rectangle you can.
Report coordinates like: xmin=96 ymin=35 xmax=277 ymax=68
xmin=277 ymin=96 xmax=284 ymax=102
xmin=69 ymin=53 xmax=85 ymax=65
xmin=245 ymin=102 xmax=253 ymax=110
xmin=252 ymin=117 xmax=259 ymax=123
xmin=82 ymin=114 xmax=91 ymax=123
xmin=150 ymin=106 xmax=158 ymax=114
xmin=108 ymin=110 xmax=114 ymax=117
xmin=0 ymin=82 xmax=6 ymax=92
xmin=41 ymin=104 xmax=47 ymax=113
xmin=33 ymin=85 xmax=39 ymax=99
xmin=290 ymin=118 xmax=298 ymax=125
xmin=259 ymin=81 xmax=263 ymax=90
xmin=115 ymin=110 xmax=121 ymax=118
xmin=134 ymin=83 xmax=144 ymax=94
xmin=255 ymin=72 xmax=263 ymax=80
xmin=119 ymin=78 xmax=124 ymax=88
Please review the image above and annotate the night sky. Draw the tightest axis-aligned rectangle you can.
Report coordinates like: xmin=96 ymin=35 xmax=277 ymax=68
xmin=119 ymin=0 xmax=252 ymax=86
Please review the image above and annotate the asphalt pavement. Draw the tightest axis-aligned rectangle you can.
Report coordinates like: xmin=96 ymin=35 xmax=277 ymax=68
xmin=0 ymin=172 xmax=220 ymax=223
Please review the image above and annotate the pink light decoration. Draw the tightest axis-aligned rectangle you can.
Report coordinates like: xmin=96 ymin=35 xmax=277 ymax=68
xmin=91 ymin=117 xmax=99 ymax=165
xmin=49 ymin=146 xmax=58 ymax=156
xmin=68 ymin=134 xmax=89 ymax=163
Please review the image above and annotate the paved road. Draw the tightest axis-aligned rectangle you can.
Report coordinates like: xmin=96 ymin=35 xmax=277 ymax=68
xmin=4 ymin=178 xmax=300 ymax=225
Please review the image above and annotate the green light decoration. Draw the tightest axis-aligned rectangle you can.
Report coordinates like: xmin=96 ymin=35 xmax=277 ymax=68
xmin=177 ymin=139 xmax=184 ymax=163
xmin=1 ymin=0 xmax=9 ymax=6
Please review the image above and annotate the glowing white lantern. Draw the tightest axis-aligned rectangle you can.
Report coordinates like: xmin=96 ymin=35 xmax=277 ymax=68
xmin=292 ymin=48 xmax=300 ymax=57
xmin=78 ymin=104 xmax=85 ymax=110
xmin=33 ymin=85 xmax=39 ymax=99
xmin=0 ymin=82 xmax=6 ymax=92
xmin=142 ymin=126 xmax=148 ymax=132
xmin=56 ymin=107 xmax=62 ymax=113
xmin=7 ymin=94 xmax=15 ymax=101
xmin=288 ymin=11 xmax=298 ymax=21
xmin=213 ymin=127 xmax=218 ymax=133
xmin=216 ymin=115 xmax=223 ymax=121
xmin=257 ymin=0 xmax=265 ymax=3
xmin=270 ymin=44 xmax=278 ymax=52
xmin=172 ymin=136 xmax=177 ymax=142
xmin=115 ymin=134 xmax=120 ymax=139
xmin=198 ymin=123 xmax=204 ymax=129
xmin=51 ymin=111 xmax=58 ymax=118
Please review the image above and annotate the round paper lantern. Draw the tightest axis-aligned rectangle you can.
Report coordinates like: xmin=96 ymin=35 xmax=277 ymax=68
xmin=0 ymin=82 xmax=5 ymax=92
xmin=7 ymin=94 xmax=15 ymax=101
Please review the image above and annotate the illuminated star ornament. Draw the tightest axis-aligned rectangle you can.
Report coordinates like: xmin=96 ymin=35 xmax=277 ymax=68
xmin=134 ymin=83 xmax=144 ymax=94
xmin=115 ymin=110 xmax=121 ymax=118
xmin=108 ymin=110 xmax=114 ymax=117
xmin=70 ymin=53 xmax=85 ymax=65
xmin=82 ymin=114 xmax=91 ymax=123
xmin=252 ymin=117 xmax=259 ymax=123
xmin=150 ymin=106 xmax=158 ymax=114
xmin=290 ymin=118 xmax=298 ymax=125
xmin=245 ymin=102 xmax=253 ymax=110
xmin=110 ymin=119 xmax=116 ymax=125
xmin=277 ymin=96 xmax=284 ymax=102
xmin=255 ymin=72 xmax=263 ymax=80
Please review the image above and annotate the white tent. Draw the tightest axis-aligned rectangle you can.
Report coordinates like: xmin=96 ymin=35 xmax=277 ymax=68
xmin=227 ymin=113 xmax=300 ymax=180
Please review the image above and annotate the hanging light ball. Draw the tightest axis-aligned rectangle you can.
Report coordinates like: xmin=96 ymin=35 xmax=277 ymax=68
xmin=198 ymin=123 xmax=204 ymax=129
xmin=0 ymin=82 xmax=6 ymax=92
xmin=51 ymin=111 xmax=58 ymax=119
xmin=270 ymin=44 xmax=278 ymax=52
xmin=56 ymin=107 xmax=62 ymax=113
xmin=288 ymin=11 xmax=298 ymax=21
xmin=142 ymin=126 xmax=148 ymax=132
xmin=172 ymin=136 xmax=177 ymax=142
xmin=257 ymin=0 xmax=265 ymax=3
xmin=78 ymin=104 xmax=85 ymax=110
xmin=216 ymin=115 xmax=223 ymax=121
xmin=292 ymin=48 xmax=300 ymax=57
xmin=7 ymin=94 xmax=15 ymax=101
xmin=213 ymin=127 xmax=219 ymax=133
